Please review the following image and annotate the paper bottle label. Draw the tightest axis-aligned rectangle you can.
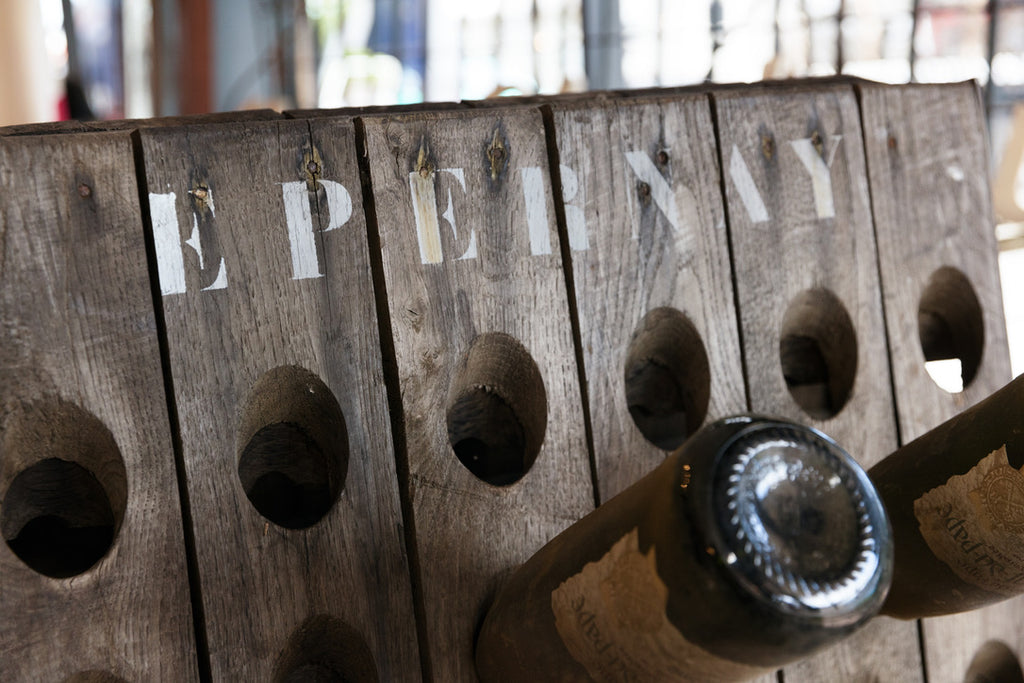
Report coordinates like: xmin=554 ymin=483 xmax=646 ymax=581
xmin=551 ymin=528 xmax=767 ymax=682
xmin=914 ymin=445 xmax=1024 ymax=595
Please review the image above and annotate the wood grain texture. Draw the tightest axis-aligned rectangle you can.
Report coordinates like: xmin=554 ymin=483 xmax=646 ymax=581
xmin=138 ymin=118 xmax=420 ymax=680
xmin=860 ymin=82 xmax=1020 ymax=683
xmin=361 ymin=107 xmax=594 ymax=681
xmin=547 ymin=94 xmax=746 ymax=501
xmin=286 ymin=101 xmax=466 ymax=118
xmin=0 ymin=132 xmax=198 ymax=680
xmin=714 ymin=83 xmax=924 ymax=682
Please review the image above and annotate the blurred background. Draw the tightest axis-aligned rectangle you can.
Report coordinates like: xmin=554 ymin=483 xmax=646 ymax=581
xmin=0 ymin=0 xmax=1021 ymax=378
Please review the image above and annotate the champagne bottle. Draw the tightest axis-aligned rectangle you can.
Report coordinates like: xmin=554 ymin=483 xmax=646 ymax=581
xmin=475 ymin=416 xmax=892 ymax=683
xmin=869 ymin=374 xmax=1024 ymax=619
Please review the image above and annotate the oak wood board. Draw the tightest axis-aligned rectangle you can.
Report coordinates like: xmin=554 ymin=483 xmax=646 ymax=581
xmin=547 ymin=93 xmax=747 ymax=501
xmin=714 ymin=83 xmax=924 ymax=683
xmin=0 ymin=132 xmax=198 ymax=681
xmin=361 ymin=106 xmax=595 ymax=682
xmin=860 ymin=81 xmax=1021 ymax=683
xmin=137 ymin=118 xmax=421 ymax=680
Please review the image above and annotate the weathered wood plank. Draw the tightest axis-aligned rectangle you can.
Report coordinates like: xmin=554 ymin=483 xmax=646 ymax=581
xmin=860 ymin=81 xmax=1021 ymax=683
xmin=546 ymin=94 xmax=746 ymax=501
xmin=0 ymin=132 xmax=198 ymax=680
xmin=0 ymin=110 xmax=281 ymax=137
xmin=714 ymin=83 xmax=924 ymax=682
xmin=137 ymin=118 xmax=420 ymax=680
xmin=361 ymin=107 xmax=594 ymax=681
xmin=286 ymin=101 xmax=465 ymax=118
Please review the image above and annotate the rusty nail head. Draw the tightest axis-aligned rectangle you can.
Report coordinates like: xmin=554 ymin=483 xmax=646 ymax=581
xmin=307 ymin=161 xmax=320 ymax=175
xmin=639 ymin=182 xmax=651 ymax=198
xmin=77 ymin=183 xmax=91 ymax=198
xmin=657 ymin=150 xmax=669 ymax=165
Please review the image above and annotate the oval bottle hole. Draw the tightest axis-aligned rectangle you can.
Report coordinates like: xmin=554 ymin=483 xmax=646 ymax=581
xmin=63 ymin=672 xmax=129 ymax=683
xmin=779 ymin=288 xmax=858 ymax=420
xmin=918 ymin=266 xmax=984 ymax=394
xmin=0 ymin=399 xmax=127 ymax=578
xmin=273 ymin=615 xmax=378 ymax=683
xmin=237 ymin=366 xmax=348 ymax=530
xmin=623 ymin=307 xmax=711 ymax=451
xmin=964 ymin=640 xmax=1024 ymax=683
xmin=447 ymin=333 xmax=547 ymax=486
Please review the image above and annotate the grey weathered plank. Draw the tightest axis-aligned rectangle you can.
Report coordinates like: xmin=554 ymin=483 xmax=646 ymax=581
xmin=286 ymin=101 xmax=465 ymax=118
xmin=0 ymin=110 xmax=281 ymax=138
xmin=714 ymin=83 xmax=924 ymax=682
xmin=0 ymin=132 xmax=198 ymax=680
xmin=860 ymin=81 xmax=1021 ymax=683
xmin=0 ymin=119 xmax=89 ymax=136
xmin=546 ymin=93 xmax=746 ymax=501
xmin=361 ymin=107 xmax=594 ymax=681
xmin=137 ymin=118 xmax=420 ymax=680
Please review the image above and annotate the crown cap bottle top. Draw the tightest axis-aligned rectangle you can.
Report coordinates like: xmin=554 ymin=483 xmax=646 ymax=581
xmin=709 ymin=421 xmax=891 ymax=625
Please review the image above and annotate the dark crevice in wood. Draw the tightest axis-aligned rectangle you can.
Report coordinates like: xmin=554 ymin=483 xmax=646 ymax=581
xmin=130 ymin=129 xmax=213 ymax=683
xmin=707 ymin=92 xmax=754 ymax=415
xmin=853 ymin=82 xmax=904 ymax=452
xmin=353 ymin=115 xmax=434 ymax=683
xmin=918 ymin=619 xmax=931 ymax=683
xmin=540 ymin=103 xmax=602 ymax=508
xmin=854 ymin=82 xmax=926 ymax=681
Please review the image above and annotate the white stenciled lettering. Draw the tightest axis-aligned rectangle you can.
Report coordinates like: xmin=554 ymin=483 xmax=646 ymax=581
xmin=729 ymin=145 xmax=769 ymax=223
xmin=190 ymin=187 xmax=226 ymax=292
xmin=789 ymin=136 xmax=842 ymax=219
xmin=282 ymin=181 xmax=318 ymax=279
xmin=281 ymin=179 xmax=354 ymax=280
xmin=408 ymin=167 xmax=476 ymax=264
xmin=559 ymin=164 xmax=588 ymax=251
xmin=624 ymin=150 xmax=701 ymax=244
xmin=520 ymin=166 xmax=551 ymax=255
xmin=150 ymin=189 xmax=226 ymax=295
xmin=150 ymin=192 xmax=186 ymax=296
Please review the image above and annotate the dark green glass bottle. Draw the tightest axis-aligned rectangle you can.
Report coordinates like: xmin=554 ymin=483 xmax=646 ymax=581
xmin=870 ymin=374 xmax=1024 ymax=619
xmin=475 ymin=416 xmax=892 ymax=682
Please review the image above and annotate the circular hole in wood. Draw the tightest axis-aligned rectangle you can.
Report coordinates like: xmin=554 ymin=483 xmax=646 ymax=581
xmin=965 ymin=640 xmax=1024 ymax=683
xmin=918 ymin=266 xmax=985 ymax=394
xmin=63 ymin=672 xmax=128 ymax=683
xmin=0 ymin=399 xmax=127 ymax=578
xmin=779 ymin=288 xmax=858 ymax=420
xmin=273 ymin=615 xmax=378 ymax=683
xmin=237 ymin=366 xmax=348 ymax=530
xmin=623 ymin=307 xmax=711 ymax=451
xmin=447 ymin=333 xmax=547 ymax=486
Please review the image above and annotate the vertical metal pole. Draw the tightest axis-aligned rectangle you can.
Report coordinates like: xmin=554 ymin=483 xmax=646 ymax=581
xmin=909 ymin=0 xmax=921 ymax=82
xmin=985 ymin=0 xmax=999 ymax=116
xmin=583 ymin=0 xmax=623 ymax=89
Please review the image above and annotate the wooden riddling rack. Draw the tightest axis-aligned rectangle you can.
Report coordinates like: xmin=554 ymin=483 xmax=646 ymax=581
xmin=0 ymin=78 xmax=1016 ymax=682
